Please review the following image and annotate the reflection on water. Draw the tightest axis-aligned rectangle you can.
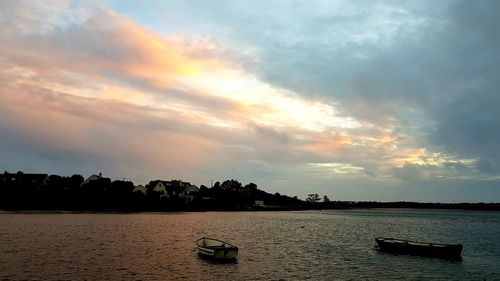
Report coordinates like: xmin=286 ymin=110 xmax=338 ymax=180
xmin=0 ymin=210 xmax=499 ymax=280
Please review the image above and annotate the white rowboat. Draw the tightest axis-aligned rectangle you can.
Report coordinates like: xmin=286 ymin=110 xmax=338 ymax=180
xmin=196 ymin=237 xmax=238 ymax=260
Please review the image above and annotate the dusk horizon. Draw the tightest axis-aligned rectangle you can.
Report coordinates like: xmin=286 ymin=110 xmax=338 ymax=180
xmin=2 ymin=1 xmax=500 ymax=203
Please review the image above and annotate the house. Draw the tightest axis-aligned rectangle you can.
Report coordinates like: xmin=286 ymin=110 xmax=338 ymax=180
xmin=179 ymin=184 xmax=199 ymax=202
xmin=254 ymin=200 xmax=265 ymax=207
xmin=147 ymin=180 xmax=172 ymax=199
xmin=23 ymin=173 xmax=49 ymax=184
xmin=81 ymin=173 xmax=103 ymax=186
xmin=151 ymin=180 xmax=168 ymax=194
xmin=148 ymin=180 xmax=199 ymax=201
xmin=1 ymin=171 xmax=48 ymax=185
xmin=171 ymin=181 xmax=199 ymax=201
xmin=1 ymin=171 xmax=20 ymax=183
xmin=132 ymin=185 xmax=147 ymax=195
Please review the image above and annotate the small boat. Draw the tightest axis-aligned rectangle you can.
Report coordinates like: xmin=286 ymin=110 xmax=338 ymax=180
xmin=196 ymin=237 xmax=239 ymax=260
xmin=375 ymin=237 xmax=462 ymax=260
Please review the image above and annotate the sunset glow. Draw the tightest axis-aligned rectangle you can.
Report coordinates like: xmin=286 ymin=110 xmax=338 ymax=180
xmin=1 ymin=0 xmax=499 ymax=202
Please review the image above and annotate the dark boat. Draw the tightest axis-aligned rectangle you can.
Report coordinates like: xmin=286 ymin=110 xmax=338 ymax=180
xmin=375 ymin=237 xmax=462 ymax=260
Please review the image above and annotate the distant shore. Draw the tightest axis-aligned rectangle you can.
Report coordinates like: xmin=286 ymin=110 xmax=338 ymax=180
xmin=2 ymin=201 xmax=500 ymax=213
xmin=2 ymin=171 xmax=499 ymax=212
xmin=323 ymin=201 xmax=500 ymax=211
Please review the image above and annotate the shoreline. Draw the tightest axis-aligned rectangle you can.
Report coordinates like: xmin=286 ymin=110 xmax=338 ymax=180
xmin=2 ymin=205 xmax=500 ymax=214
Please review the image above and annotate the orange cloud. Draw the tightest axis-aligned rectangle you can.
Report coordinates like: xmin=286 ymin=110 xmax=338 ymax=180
xmin=2 ymin=4 xmax=468 ymax=185
xmin=80 ymin=11 xmax=242 ymax=95
xmin=300 ymin=132 xmax=355 ymax=155
xmin=0 ymin=84 xmax=220 ymax=174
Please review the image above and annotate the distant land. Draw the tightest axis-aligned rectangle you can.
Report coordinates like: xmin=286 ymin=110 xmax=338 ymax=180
xmin=1 ymin=171 xmax=499 ymax=212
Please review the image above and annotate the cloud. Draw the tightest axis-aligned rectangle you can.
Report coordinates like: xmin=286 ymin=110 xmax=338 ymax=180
xmin=0 ymin=84 xmax=223 ymax=180
xmin=422 ymin=1 xmax=500 ymax=176
xmin=0 ymin=3 xmax=356 ymax=184
xmin=307 ymin=162 xmax=364 ymax=175
xmin=1 ymin=1 xmax=499 ymax=201
xmin=0 ymin=0 xmax=72 ymax=33
xmin=149 ymin=1 xmax=500 ymax=179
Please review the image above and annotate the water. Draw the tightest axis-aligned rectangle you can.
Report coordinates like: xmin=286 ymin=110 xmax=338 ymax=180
xmin=1 ymin=209 xmax=499 ymax=280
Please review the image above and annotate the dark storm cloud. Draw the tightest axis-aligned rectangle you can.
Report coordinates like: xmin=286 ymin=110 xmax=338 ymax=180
xmin=2 ymin=0 xmax=500 ymax=201
xmin=189 ymin=0 xmax=500 ymax=176
xmin=425 ymin=1 xmax=500 ymax=174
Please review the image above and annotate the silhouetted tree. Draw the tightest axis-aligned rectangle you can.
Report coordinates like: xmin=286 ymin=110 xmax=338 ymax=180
xmin=306 ymin=193 xmax=321 ymax=203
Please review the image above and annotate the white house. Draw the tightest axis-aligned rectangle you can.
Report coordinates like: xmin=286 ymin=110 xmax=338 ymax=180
xmin=132 ymin=185 xmax=147 ymax=195
xmin=81 ymin=173 xmax=102 ymax=186
xmin=179 ymin=185 xmax=199 ymax=202
xmin=152 ymin=181 xmax=167 ymax=194
xmin=254 ymin=200 xmax=265 ymax=207
xmin=148 ymin=180 xmax=200 ymax=200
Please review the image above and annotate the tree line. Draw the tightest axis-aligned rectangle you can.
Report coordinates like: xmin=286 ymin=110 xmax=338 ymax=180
xmin=0 ymin=171 xmax=313 ymax=211
xmin=1 ymin=171 xmax=499 ymax=212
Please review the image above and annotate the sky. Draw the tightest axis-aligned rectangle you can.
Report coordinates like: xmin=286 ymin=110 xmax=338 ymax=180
xmin=1 ymin=0 xmax=500 ymax=202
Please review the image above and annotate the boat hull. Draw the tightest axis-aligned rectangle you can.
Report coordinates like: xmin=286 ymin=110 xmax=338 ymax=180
xmin=196 ymin=237 xmax=238 ymax=260
xmin=375 ymin=237 xmax=462 ymax=260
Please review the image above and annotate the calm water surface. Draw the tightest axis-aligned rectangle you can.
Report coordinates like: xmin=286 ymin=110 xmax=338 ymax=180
xmin=1 ymin=209 xmax=499 ymax=280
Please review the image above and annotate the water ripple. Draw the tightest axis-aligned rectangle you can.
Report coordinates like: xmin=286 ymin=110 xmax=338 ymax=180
xmin=0 ymin=210 xmax=499 ymax=280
